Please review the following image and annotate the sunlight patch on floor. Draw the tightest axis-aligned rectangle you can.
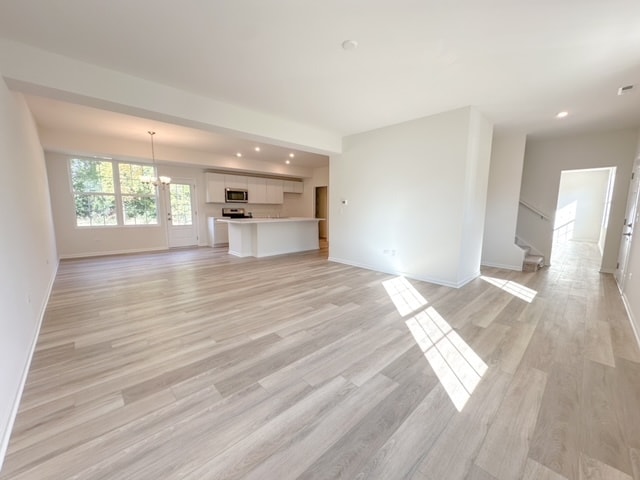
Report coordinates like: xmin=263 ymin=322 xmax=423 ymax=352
xmin=382 ymin=276 xmax=428 ymax=316
xmin=480 ymin=276 xmax=537 ymax=303
xmin=383 ymin=276 xmax=487 ymax=412
xmin=406 ymin=307 xmax=487 ymax=411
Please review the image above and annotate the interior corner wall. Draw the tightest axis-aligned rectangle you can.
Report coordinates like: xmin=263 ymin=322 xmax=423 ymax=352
xmin=458 ymin=109 xmax=494 ymax=284
xmin=0 ymin=85 xmax=58 ymax=468
xmin=295 ymin=165 xmax=329 ymax=218
xmin=519 ymin=129 xmax=638 ymax=271
xmin=291 ymin=165 xmax=329 ymax=237
xmin=329 ymin=107 xmax=489 ymax=287
xmin=482 ymin=132 xmax=527 ymax=270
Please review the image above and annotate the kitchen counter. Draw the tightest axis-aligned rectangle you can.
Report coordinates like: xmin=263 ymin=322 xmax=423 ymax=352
xmin=216 ymin=217 xmax=321 ymax=257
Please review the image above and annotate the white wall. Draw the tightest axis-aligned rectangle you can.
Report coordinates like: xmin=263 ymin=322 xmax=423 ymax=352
xmin=556 ymin=169 xmax=610 ymax=242
xmin=518 ymin=129 xmax=637 ymax=272
xmin=329 ymin=107 xmax=493 ymax=287
xmin=481 ymin=132 xmax=527 ymax=270
xmin=620 ymin=132 xmax=640 ymax=346
xmin=459 ymin=109 xmax=494 ymax=281
xmin=284 ymin=166 xmax=330 ymax=237
xmin=0 ymin=86 xmax=58 ymax=467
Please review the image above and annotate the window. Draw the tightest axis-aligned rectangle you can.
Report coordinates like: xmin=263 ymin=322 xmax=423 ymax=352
xmin=71 ymin=159 xmax=117 ymax=226
xmin=70 ymin=158 xmax=158 ymax=227
xmin=119 ymin=163 xmax=157 ymax=225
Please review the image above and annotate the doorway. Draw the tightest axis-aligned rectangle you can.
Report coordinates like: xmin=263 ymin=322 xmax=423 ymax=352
xmin=164 ymin=181 xmax=198 ymax=248
xmin=315 ymin=186 xmax=328 ymax=240
xmin=551 ymin=167 xmax=616 ymax=269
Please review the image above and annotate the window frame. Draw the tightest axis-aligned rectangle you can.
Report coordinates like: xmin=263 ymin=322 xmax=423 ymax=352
xmin=69 ymin=157 xmax=161 ymax=228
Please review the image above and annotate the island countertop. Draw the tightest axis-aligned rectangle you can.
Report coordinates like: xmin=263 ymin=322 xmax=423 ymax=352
xmin=216 ymin=217 xmax=321 ymax=224
xmin=217 ymin=217 xmax=321 ymax=257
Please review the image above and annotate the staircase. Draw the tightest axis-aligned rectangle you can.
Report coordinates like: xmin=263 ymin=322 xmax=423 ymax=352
xmin=523 ymin=253 xmax=545 ymax=272
xmin=516 ymin=238 xmax=545 ymax=272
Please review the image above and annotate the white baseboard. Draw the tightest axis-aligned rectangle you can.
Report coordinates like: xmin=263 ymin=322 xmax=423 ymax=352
xmin=481 ymin=261 xmax=523 ymax=271
xmin=621 ymin=293 xmax=640 ymax=351
xmin=59 ymin=246 xmax=167 ymax=259
xmin=327 ymin=256 xmax=479 ymax=289
xmin=0 ymin=259 xmax=59 ymax=471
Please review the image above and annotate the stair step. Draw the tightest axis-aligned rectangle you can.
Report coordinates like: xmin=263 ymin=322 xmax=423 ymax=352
xmin=523 ymin=254 xmax=544 ymax=272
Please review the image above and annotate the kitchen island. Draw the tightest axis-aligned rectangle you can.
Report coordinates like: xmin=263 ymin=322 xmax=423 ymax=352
xmin=216 ymin=217 xmax=321 ymax=258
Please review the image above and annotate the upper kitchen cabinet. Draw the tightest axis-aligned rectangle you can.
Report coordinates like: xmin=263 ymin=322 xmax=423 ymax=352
xmin=225 ymin=175 xmax=248 ymax=189
xmin=247 ymin=177 xmax=267 ymax=204
xmin=206 ymin=172 xmax=300 ymax=204
xmin=205 ymin=173 xmax=225 ymax=203
xmin=266 ymin=178 xmax=284 ymax=204
xmin=283 ymin=180 xmax=304 ymax=194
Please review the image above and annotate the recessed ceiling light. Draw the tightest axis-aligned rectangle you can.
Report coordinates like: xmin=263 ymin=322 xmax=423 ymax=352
xmin=254 ymin=146 xmax=261 ymax=152
xmin=289 ymin=153 xmax=295 ymax=158
xmin=236 ymin=152 xmax=242 ymax=157
xmin=285 ymin=160 xmax=291 ymax=165
xmin=556 ymin=111 xmax=568 ymax=119
xmin=341 ymin=40 xmax=358 ymax=51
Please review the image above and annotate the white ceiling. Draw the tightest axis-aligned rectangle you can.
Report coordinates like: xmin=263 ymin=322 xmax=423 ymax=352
xmin=1 ymin=0 xmax=640 ymax=159
xmin=23 ymin=95 xmax=330 ymax=168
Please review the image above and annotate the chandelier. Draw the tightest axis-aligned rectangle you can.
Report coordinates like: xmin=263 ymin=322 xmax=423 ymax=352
xmin=141 ymin=131 xmax=171 ymax=186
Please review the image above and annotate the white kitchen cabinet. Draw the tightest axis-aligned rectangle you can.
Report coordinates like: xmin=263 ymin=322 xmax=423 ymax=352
xmin=283 ymin=180 xmax=304 ymax=194
xmin=266 ymin=178 xmax=284 ymax=204
xmin=247 ymin=177 xmax=267 ymax=204
xmin=205 ymin=173 xmax=225 ymax=203
xmin=207 ymin=217 xmax=229 ymax=246
xmin=207 ymin=172 xmax=295 ymax=204
xmin=225 ymin=175 xmax=248 ymax=189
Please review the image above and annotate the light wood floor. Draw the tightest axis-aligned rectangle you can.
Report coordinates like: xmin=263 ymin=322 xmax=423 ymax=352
xmin=2 ymin=241 xmax=640 ymax=479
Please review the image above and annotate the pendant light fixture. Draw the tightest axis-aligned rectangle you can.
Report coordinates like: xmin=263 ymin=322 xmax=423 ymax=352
xmin=141 ymin=131 xmax=171 ymax=186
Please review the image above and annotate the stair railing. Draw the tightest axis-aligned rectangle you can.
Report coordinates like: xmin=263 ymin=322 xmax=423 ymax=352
xmin=519 ymin=200 xmax=551 ymax=222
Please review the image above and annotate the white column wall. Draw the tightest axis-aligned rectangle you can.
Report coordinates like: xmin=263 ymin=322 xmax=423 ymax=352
xmin=459 ymin=109 xmax=494 ymax=282
xmin=329 ymin=106 xmax=492 ymax=287
xmin=481 ymin=132 xmax=527 ymax=270
xmin=0 ymin=86 xmax=58 ymax=468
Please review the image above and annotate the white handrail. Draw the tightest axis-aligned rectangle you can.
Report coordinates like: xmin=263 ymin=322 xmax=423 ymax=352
xmin=519 ymin=200 xmax=551 ymax=221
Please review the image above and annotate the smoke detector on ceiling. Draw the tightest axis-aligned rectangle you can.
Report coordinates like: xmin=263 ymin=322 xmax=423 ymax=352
xmin=617 ymin=84 xmax=635 ymax=96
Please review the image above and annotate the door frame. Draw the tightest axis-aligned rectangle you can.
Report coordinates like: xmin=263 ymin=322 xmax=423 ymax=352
xmin=550 ymin=166 xmax=616 ymax=271
xmin=315 ymin=185 xmax=328 ymax=240
xmin=616 ymin=159 xmax=640 ymax=291
xmin=164 ymin=179 xmax=199 ymax=248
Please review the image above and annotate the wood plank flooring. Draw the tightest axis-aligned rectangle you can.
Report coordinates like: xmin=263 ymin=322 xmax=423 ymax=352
xmin=1 ymin=240 xmax=640 ymax=479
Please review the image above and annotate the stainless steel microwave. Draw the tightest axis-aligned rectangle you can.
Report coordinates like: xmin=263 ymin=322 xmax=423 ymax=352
xmin=225 ymin=188 xmax=248 ymax=203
